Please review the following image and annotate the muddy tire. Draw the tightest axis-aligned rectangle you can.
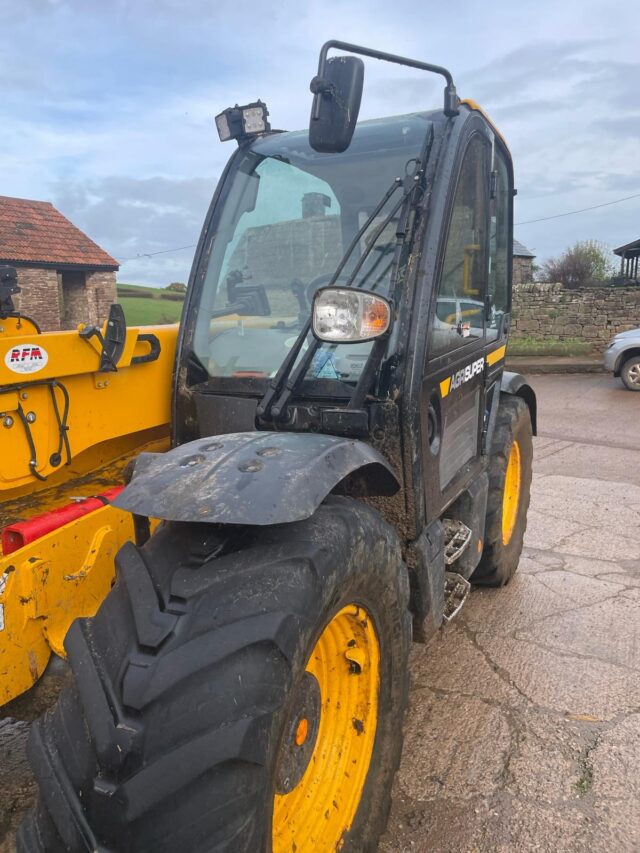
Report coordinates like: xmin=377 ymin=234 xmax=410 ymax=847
xmin=620 ymin=354 xmax=640 ymax=391
xmin=18 ymin=496 xmax=411 ymax=853
xmin=471 ymin=395 xmax=532 ymax=587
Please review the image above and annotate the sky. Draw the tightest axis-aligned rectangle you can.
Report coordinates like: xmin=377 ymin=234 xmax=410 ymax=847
xmin=2 ymin=0 xmax=639 ymax=286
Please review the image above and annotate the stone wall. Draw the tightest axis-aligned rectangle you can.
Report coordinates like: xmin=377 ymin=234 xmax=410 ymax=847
xmin=12 ymin=266 xmax=61 ymax=331
xmin=11 ymin=266 xmax=116 ymax=332
xmin=511 ymin=282 xmax=640 ymax=351
xmin=513 ymin=256 xmax=534 ymax=286
xmin=80 ymin=271 xmax=117 ymax=327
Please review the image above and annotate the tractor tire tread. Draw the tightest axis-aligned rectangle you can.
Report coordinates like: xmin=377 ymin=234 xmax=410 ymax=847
xmin=19 ymin=496 xmax=411 ymax=853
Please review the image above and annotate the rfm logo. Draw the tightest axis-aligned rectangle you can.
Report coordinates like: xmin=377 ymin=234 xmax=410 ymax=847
xmin=4 ymin=343 xmax=49 ymax=374
xmin=10 ymin=346 xmax=43 ymax=363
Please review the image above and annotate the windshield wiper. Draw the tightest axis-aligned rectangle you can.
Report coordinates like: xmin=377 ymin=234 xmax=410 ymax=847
xmin=256 ymin=166 xmax=421 ymax=422
xmin=327 ymin=176 xmax=402 ymax=285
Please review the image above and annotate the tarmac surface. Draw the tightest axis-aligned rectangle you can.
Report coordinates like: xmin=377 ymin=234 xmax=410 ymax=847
xmin=1 ymin=372 xmax=639 ymax=852
xmin=380 ymin=372 xmax=640 ymax=852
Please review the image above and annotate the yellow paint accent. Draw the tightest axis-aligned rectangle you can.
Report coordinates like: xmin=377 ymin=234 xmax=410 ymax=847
xmin=272 ymin=604 xmax=380 ymax=853
xmin=486 ymin=344 xmax=507 ymax=367
xmin=440 ymin=376 xmax=452 ymax=398
xmin=459 ymin=99 xmax=512 ymax=157
xmin=502 ymin=440 xmax=522 ymax=545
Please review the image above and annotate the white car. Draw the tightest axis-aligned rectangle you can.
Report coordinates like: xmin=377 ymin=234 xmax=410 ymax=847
xmin=603 ymin=328 xmax=640 ymax=391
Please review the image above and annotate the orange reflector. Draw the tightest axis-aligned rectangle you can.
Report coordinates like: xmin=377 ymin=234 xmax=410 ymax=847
xmin=361 ymin=300 xmax=391 ymax=338
xmin=295 ymin=718 xmax=309 ymax=746
xmin=312 ymin=286 xmax=392 ymax=343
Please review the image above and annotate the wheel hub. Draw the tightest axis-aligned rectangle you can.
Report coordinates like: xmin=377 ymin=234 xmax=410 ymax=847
xmin=275 ymin=672 xmax=321 ymax=794
xmin=627 ymin=363 xmax=640 ymax=386
xmin=272 ymin=604 xmax=380 ymax=853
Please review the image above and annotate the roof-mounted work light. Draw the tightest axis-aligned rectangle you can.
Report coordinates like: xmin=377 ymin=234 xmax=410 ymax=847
xmin=215 ymin=100 xmax=271 ymax=143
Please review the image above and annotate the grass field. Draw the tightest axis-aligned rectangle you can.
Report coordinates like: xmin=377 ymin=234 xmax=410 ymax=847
xmin=508 ymin=336 xmax=594 ymax=357
xmin=117 ymin=282 xmax=184 ymax=325
xmin=118 ymin=296 xmax=183 ymax=325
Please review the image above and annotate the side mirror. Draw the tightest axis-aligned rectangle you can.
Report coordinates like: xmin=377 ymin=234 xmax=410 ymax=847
xmin=309 ymin=56 xmax=364 ymax=153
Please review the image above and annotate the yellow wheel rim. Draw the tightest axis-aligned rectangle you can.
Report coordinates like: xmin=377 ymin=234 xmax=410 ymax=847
xmin=272 ymin=604 xmax=380 ymax=853
xmin=502 ymin=439 xmax=522 ymax=545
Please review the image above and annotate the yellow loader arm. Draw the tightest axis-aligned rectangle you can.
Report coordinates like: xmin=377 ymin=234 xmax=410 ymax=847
xmin=0 ymin=317 xmax=177 ymax=705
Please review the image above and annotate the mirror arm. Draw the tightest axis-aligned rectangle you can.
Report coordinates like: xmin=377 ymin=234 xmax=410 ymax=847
xmin=313 ymin=40 xmax=459 ymax=119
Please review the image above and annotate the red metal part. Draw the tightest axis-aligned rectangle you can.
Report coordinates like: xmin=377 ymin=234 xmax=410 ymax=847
xmin=1 ymin=486 xmax=124 ymax=556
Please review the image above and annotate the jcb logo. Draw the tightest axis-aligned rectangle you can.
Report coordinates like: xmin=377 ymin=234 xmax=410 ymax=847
xmin=4 ymin=343 xmax=49 ymax=374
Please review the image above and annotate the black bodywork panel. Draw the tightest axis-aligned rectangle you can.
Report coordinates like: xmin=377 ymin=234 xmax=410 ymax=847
xmin=114 ymin=431 xmax=399 ymax=525
xmin=407 ymin=519 xmax=445 ymax=643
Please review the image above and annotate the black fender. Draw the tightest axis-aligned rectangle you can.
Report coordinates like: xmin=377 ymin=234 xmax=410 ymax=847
xmin=113 ymin=431 xmax=400 ymax=526
xmin=500 ymin=370 xmax=537 ymax=435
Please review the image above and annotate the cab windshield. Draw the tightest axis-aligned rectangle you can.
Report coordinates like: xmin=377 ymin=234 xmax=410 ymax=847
xmin=192 ymin=113 xmax=432 ymax=387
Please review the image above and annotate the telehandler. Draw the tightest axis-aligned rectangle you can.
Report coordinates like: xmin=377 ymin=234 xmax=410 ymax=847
xmin=19 ymin=40 xmax=536 ymax=852
xmin=0 ymin=265 xmax=177 ymax=704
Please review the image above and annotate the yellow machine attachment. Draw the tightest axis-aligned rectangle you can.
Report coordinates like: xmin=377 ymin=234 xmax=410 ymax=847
xmin=0 ymin=312 xmax=177 ymax=704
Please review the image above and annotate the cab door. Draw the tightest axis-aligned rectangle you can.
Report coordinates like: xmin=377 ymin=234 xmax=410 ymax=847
xmin=421 ymin=130 xmax=492 ymax=521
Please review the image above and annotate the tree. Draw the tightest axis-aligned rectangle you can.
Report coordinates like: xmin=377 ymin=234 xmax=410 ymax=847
xmin=541 ymin=240 xmax=616 ymax=289
xmin=166 ymin=281 xmax=187 ymax=293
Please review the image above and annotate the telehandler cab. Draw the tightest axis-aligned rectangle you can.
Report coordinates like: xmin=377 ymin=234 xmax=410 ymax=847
xmin=19 ymin=40 xmax=536 ymax=852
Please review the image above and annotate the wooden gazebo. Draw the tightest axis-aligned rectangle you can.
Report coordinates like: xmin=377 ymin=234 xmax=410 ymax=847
xmin=614 ymin=238 xmax=640 ymax=281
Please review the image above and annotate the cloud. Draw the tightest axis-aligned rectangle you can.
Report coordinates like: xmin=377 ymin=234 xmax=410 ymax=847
xmin=53 ymin=174 xmax=215 ymax=278
xmin=1 ymin=0 xmax=639 ymax=281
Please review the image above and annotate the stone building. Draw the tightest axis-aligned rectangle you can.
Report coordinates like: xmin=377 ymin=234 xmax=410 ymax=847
xmin=512 ymin=239 xmax=535 ymax=285
xmin=0 ymin=195 xmax=118 ymax=331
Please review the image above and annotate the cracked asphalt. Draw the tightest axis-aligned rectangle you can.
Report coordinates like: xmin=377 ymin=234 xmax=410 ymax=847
xmin=1 ymin=373 xmax=639 ymax=851
xmin=380 ymin=373 xmax=640 ymax=852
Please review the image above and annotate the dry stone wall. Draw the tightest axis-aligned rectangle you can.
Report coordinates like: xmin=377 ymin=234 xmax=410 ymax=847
xmin=511 ymin=283 xmax=640 ymax=351
xmin=12 ymin=266 xmax=61 ymax=331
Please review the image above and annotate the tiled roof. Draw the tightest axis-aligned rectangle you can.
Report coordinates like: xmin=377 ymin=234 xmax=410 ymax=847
xmin=513 ymin=239 xmax=535 ymax=258
xmin=0 ymin=195 xmax=118 ymax=269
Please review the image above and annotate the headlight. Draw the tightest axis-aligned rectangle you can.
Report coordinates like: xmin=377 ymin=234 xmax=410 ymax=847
xmin=312 ymin=287 xmax=392 ymax=343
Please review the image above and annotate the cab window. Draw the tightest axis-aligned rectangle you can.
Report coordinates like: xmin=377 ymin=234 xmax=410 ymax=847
xmin=487 ymin=146 xmax=511 ymax=344
xmin=430 ymin=134 xmax=489 ymax=358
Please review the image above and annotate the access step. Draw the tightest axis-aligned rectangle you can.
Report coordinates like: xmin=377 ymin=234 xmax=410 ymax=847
xmin=443 ymin=571 xmax=471 ymax=623
xmin=442 ymin=518 xmax=472 ymax=565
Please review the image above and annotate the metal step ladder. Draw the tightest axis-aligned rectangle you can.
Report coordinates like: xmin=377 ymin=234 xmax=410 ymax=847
xmin=442 ymin=519 xmax=472 ymax=622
